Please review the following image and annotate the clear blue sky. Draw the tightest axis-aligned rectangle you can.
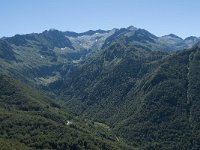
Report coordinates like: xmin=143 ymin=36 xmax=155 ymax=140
xmin=1 ymin=0 xmax=200 ymax=38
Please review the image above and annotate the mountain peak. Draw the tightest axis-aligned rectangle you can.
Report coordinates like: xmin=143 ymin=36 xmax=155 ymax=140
xmin=184 ymin=36 xmax=199 ymax=41
xmin=49 ymin=28 xmax=57 ymax=31
xmin=78 ymin=29 xmax=109 ymax=36
xmin=163 ymin=34 xmax=182 ymax=40
xmin=43 ymin=28 xmax=60 ymax=34
xmin=127 ymin=26 xmax=138 ymax=31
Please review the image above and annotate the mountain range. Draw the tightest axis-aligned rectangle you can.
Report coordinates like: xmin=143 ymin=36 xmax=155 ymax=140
xmin=0 ymin=26 xmax=200 ymax=149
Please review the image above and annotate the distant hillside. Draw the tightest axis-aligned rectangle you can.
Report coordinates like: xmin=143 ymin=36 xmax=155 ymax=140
xmin=0 ymin=27 xmax=199 ymax=89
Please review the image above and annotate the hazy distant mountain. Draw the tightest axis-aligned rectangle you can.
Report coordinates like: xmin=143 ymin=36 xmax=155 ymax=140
xmin=184 ymin=36 xmax=200 ymax=47
xmin=64 ymin=29 xmax=116 ymax=57
xmin=102 ymin=27 xmax=200 ymax=52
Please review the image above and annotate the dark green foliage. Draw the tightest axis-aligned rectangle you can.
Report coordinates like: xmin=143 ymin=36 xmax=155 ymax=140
xmin=0 ymin=138 xmax=31 ymax=150
xmin=54 ymin=42 xmax=167 ymax=123
xmin=124 ymin=46 xmax=200 ymax=149
xmin=53 ymin=43 xmax=200 ymax=149
xmin=0 ymin=75 xmax=134 ymax=150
